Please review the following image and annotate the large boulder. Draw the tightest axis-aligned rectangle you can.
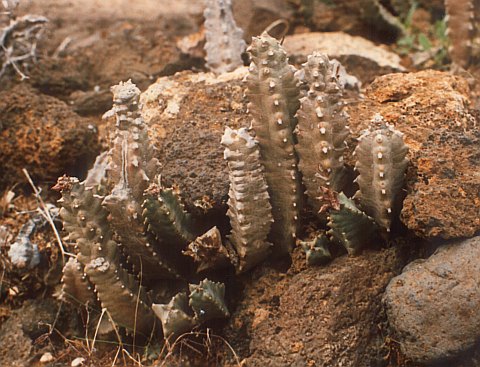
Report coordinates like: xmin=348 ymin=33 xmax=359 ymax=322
xmin=383 ymin=236 xmax=480 ymax=364
xmin=347 ymin=70 xmax=479 ymax=239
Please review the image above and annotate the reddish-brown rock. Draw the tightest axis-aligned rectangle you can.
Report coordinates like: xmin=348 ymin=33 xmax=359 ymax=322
xmin=0 ymin=84 xmax=99 ymax=189
xmin=221 ymin=244 xmax=413 ymax=366
xmin=347 ymin=70 xmax=479 ymax=239
xmin=140 ymin=68 xmax=249 ymax=215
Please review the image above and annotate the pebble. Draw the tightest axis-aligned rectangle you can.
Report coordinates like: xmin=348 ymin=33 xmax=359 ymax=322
xmin=40 ymin=352 xmax=54 ymax=363
xmin=71 ymin=357 xmax=85 ymax=367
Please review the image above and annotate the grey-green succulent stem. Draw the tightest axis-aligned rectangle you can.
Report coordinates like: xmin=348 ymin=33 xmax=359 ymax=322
xmin=353 ymin=118 xmax=409 ymax=232
xmin=445 ymin=0 xmax=477 ymax=68
xmin=246 ymin=32 xmax=302 ymax=254
xmin=188 ymin=279 xmax=230 ymax=322
xmin=222 ymin=126 xmax=273 ymax=272
xmin=295 ymin=53 xmax=349 ymax=215
xmin=104 ymin=80 xmax=158 ymax=202
xmin=326 ymin=192 xmax=377 ymax=255
xmin=56 ymin=177 xmax=156 ymax=336
xmin=142 ymin=183 xmax=199 ymax=251
xmin=152 ymin=292 xmax=196 ymax=340
xmin=103 ymin=80 xmax=180 ymax=279
xmin=300 ymin=233 xmax=332 ymax=266
xmin=203 ymin=0 xmax=246 ymax=74
xmin=60 ymin=256 xmax=96 ymax=306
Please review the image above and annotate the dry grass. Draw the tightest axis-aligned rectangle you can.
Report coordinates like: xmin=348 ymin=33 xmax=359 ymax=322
xmin=22 ymin=168 xmax=74 ymax=263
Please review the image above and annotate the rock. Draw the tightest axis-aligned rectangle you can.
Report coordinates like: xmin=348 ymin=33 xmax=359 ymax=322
xmin=307 ymin=1 xmax=364 ymax=35
xmin=0 ymin=299 xmax=65 ymax=366
xmin=70 ymin=89 xmax=113 ymax=116
xmin=221 ymin=245 xmax=412 ymax=366
xmin=71 ymin=357 xmax=85 ymax=367
xmin=30 ymin=56 xmax=93 ymax=97
xmin=383 ymin=236 xmax=480 ymax=364
xmin=346 ymin=70 xmax=479 ymax=239
xmin=0 ymin=84 xmax=99 ymax=189
xmin=283 ymin=32 xmax=405 ymax=83
xmin=40 ymin=352 xmax=54 ymax=363
xmin=176 ymin=27 xmax=206 ymax=60
xmin=31 ymin=20 xmax=199 ymax=98
xmin=140 ymin=68 xmax=249 ymax=215
xmin=232 ymin=0 xmax=293 ymax=40
xmin=0 ymin=314 xmax=32 ymax=367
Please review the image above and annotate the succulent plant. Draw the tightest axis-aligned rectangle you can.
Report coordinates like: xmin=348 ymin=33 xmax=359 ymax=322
xmin=354 ymin=115 xmax=409 ymax=233
xmin=55 ymin=36 xmax=411 ymax=343
xmin=152 ymin=278 xmax=229 ymax=340
xmin=55 ymin=81 xmax=229 ymax=340
xmin=299 ymin=234 xmax=332 ymax=266
xmin=221 ymin=126 xmax=272 ymax=272
xmin=238 ymin=36 xmax=406 ymax=267
xmin=445 ymin=0 xmax=479 ymax=69
xmin=203 ymin=0 xmax=246 ymax=74
xmin=152 ymin=292 xmax=195 ymax=340
xmin=245 ymin=32 xmax=302 ymax=254
xmin=327 ymin=192 xmax=378 ymax=255
xmin=295 ymin=52 xmax=350 ymax=215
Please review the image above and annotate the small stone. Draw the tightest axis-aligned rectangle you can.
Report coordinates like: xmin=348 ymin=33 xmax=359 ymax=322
xmin=71 ymin=357 xmax=85 ymax=367
xmin=40 ymin=352 xmax=54 ymax=363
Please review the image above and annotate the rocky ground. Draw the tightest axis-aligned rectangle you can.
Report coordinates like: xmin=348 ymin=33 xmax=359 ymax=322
xmin=0 ymin=1 xmax=479 ymax=366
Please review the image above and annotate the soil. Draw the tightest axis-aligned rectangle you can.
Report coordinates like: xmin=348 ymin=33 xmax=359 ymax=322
xmin=0 ymin=1 xmax=479 ymax=367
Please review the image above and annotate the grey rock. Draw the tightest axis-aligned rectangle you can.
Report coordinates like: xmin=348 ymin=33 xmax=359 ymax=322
xmin=283 ymin=32 xmax=405 ymax=84
xmin=383 ymin=236 xmax=480 ymax=364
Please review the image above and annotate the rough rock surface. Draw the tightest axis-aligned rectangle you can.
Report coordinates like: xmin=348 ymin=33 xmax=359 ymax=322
xmin=346 ymin=70 xmax=479 ymax=239
xmin=383 ymin=236 xmax=480 ymax=364
xmin=31 ymin=21 xmax=196 ymax=98
xmin=283 ymin=32 xmax=405 ymax=84
xmin=232 ymin=0 xmax=293 ymax=40
xmin=307 ymin=0 xmax=444 ymax=44
xmin=140 ymin=68 xmax=249 ymax=215
xmin=0 ymin=315 xmax=32 ymax=367
xmin=0 ymin=84 xmax=99 ymax=189
xmin=0 ymin=299 xmax=59 ymax=366
xmin=221 ymin=244 xmax=414 ymax=367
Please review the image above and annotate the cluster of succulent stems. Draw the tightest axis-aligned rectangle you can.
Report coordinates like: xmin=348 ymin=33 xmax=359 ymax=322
xmin=55 ymin=31 xmax=408 ymax=342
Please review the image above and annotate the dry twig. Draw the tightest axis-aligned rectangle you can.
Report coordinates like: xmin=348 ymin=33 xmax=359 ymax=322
xmin=0 ymin=12 xmax=47 ymax=79
xmin=22 ymin=168 xmax=73 ymax=262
